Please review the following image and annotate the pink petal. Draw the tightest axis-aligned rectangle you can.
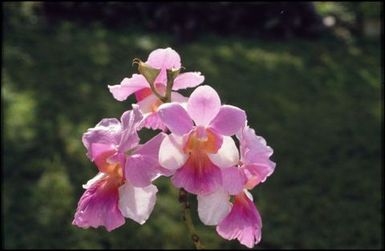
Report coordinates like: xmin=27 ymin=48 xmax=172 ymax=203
xmin=238 ymin=126 xmax=274 ymax=164
xmin=157 ymin=103 xmax=193 ymax=135
xmin=237 ymin=126 xmax=276 ymax=187
xmin=120 ymin=105 xmax=143 ymax=131
xmin=136 ymin=93 xmax=160 ymax=114
xmin=89 ymin=143 xmax=117 ymax=172
xmin=208 ymin=136 xmax=239 ymax=168
xmin=210 ymin=105 xmax=246 ymax=136
xmin=136 ymin=133 xmax=175 ymax=177
xmin=118 ymin=183 xmax=158 ymax=225
xmin=146 ymin=47 xmax=181 ymax=70
xmin=170 ymin=91 xmax=189 ymax=104
xmin=108 ymin=74 xmax=149 ymax=101
xmin=124 ymin=133 xmax=169 ymax=186
xmin=142 ymin=112 xmax=168 ymax=131
xmin=118 ymin=107 xmax=142 ymax=152
xmin=124 ymin=154 xmax=159 ymax=187
xmin=197 ymin=188 xmax=231 ymax=225
xmin=158 ymin=134 xmax=188 ymax=170
xmin=187 ymin=85 xmax=221 ymax=126
xmin=243 ymin=162 xmax=276 ymax=189
xmin=172 ymin=72 xmax=204 ymax=90
xmin=82 ymin=118 xmax=121 ymax=155
xmin=221 ymin=167 xmax=247 ymax=195
xmin=216 ymin=191 xmax=262 ymax=248
xmin=72 ymin=175 xmax=125 ymax=232
xmin=171 ymin=153 xmax=222 ymax=195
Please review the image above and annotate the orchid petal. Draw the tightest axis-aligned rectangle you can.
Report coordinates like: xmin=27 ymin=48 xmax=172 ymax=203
xmin=158 ymin=103 xmax=193 ymax=136
xmin=187 ymin=85 xmax=221 ymax=126
xmin=197 ymin=188 xmax=231 ymax=225
xmin=118 ymin=183 xmax=158 ymax=225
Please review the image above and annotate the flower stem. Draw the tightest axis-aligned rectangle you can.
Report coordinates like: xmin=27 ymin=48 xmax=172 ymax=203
xmin=178 ymin=188 xmax=204 ymax=249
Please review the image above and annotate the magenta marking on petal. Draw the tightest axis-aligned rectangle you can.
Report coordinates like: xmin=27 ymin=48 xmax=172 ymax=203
xmin=216 ymin=192 xmax=262 ymax=248
xmin=72 ymin=176 xmax=125 ymax=232
xmin=135 ymin=88 xmax=152 ymax=102
xmin=171 ymin=153 xmax=222 ymax=195
xmin=108 ymin=74 xmax=149 ymax=101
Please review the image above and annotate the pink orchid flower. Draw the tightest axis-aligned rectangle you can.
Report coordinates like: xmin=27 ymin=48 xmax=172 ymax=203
xmin=108 ymin=47 xmax=204 ymax=130
xmin=72 ymin=106 xmax=169 ymax=231
xmin=156 ymin=85 xmax=246 ymax=195
xmin=196 ymin=125 xmax=275 ymax=248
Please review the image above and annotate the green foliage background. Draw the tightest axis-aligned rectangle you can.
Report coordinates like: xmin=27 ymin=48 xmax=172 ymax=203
xmin=2 ymin=2 xmax=383 ymax=249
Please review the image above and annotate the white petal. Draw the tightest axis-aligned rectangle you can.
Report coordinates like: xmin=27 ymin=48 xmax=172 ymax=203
xmin=208 ymin=136 xmax=239 ymax=168
xmin=118 ymin=183 xmax=158 ymax=225
xmin=198 ymin=189 xmax=231 ymax=226
xmin=158 ymin=134 xmax=188 ymax=170
xmin=82 ymin=172 xmax=107 ymax=189
xmin=244 ymin=189 xmax=254 ymax=201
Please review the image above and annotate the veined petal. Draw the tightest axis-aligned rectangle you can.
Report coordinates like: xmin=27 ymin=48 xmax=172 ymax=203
xmin=72 ymin=176 xmax=125 ymax=232
xmin=198 ymin=188 xmax=231 ymax=226
xmin=172 ymin=72 xmax=204 ymax=90
xmin=208 ymin=136 xmax=239 ymax=168
xmin=187 ymin=85 xmax=221 ymax=126
xmin=146 ymin=47 xmax=181 ymax=70
xmin=210 ymin=105 xmax=246 ymax=136
xmin=221 ymin=167 xmax=247 ymax=195
xmin=159 ymin=134 xmax=188 ymax=170
xmin=157 ymin=103 xmax=193 ymax=136
xmin=108 ymin=74 xmax=149 ymax=101
xmin=216 ymin=192 xmax=262 ymax=248
xmin=118 ymin=183 xmax=158 ymax=225
xmin=171 ymin=153 xmax=222 ymax=195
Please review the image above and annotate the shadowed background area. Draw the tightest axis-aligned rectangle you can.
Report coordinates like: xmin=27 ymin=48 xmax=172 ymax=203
xmin=2 ymin=2 xmax=383 ymax=249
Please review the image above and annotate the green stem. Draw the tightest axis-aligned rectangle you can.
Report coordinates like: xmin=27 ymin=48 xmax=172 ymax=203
xmin=149 ymin=82 xmax=167 ymax=103
xmin=179 ymin=188 xmax=204 ymax=250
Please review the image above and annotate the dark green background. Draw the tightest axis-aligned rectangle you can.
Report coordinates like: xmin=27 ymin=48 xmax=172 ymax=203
xmin=2 ymin=2 xmax=383 ymax=249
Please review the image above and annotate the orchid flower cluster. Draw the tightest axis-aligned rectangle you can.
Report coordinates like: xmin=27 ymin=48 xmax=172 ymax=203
xmin=72 ymin=48 xmax=276 ymax=248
